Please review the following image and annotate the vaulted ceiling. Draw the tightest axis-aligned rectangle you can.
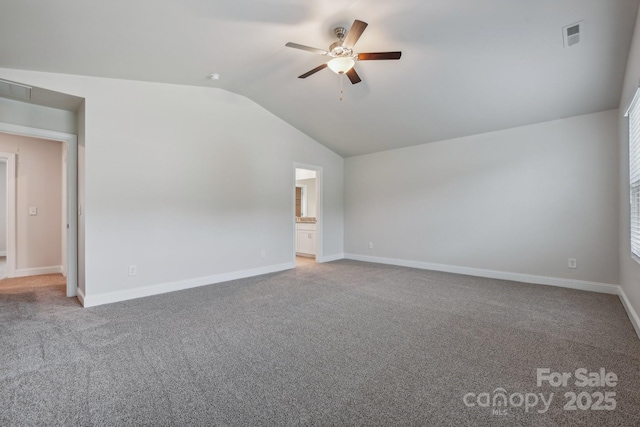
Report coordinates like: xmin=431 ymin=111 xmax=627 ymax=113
xmin=0 ymin=0 xmax=638 ymax=157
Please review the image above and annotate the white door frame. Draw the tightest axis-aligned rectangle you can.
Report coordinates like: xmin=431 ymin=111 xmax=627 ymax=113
xmin=293 ymin=163 xmax=323 ymax=263
xmin=0 ymin=122 xmax=78 ymax=297
xmin=0 ymin=152 xmax=16 ymax=278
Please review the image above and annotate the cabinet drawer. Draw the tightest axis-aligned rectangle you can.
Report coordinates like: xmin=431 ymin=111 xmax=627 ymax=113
xmin=296 ymin=222 xmax=316 ymax=231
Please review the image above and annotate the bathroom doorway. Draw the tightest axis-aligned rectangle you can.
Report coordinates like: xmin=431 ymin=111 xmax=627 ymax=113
xmin=294 ymin=165 xmax=321 ymax=266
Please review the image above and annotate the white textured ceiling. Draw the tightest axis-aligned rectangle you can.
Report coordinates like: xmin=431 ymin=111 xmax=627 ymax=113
xmin=0 ymin=0 xmax=638 ymax=157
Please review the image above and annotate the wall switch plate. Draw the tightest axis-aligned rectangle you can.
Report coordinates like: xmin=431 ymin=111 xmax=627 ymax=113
xmin=260 ymin=250 xmax=266 ymax=258
xmin=28 ymin=207 xmax=37 ymax=216
xmin=128 ymin=265 xmax=137 ymax=276
xmin=368 ymin=242 xmax=373 ymax=249
xmin=568 ymin=258 xmax=577 ymax=269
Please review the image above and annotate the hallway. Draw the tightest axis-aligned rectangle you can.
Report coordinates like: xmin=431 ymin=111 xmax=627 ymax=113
xmin=0 ymin=257 xmax=66 ymax=295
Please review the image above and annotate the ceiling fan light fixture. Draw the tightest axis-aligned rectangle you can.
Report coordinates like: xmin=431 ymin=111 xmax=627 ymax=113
xmin=328 ymin=57 xmax=355 ymax=74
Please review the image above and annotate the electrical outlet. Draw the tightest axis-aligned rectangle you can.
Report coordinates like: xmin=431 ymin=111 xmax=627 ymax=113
xmin=260 ymin=250 xmax=266 ymax=258
xmin=568 ymin=258 xmax=577 ymax=269
xmin=128 ymin=265 xmax=137 ymax=276
xmin=368 ymin=242 xmax=373 ymax=249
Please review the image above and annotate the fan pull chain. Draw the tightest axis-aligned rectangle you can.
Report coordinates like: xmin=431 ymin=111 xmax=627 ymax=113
xmin=339 ymin=73 xmax=344 ymax=101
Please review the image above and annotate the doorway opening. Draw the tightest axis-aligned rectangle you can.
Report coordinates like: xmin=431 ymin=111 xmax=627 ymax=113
xmin=294 ymin=165 xmax=322 ymax=266
xmin=0 ymin=158 xmax=6 ymax=279
xmin=0 ymin=123 xmax=78 ymax=297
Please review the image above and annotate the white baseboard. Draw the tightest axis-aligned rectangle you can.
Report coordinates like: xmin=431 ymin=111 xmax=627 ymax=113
xmin=81 ymin=262 xmax=295 ymax=308
xmin=13 ymin=265 xmax=63 ymax=278
xmin=343 ymin=254 xmax=619 ymax=295
xmin=76 ymin=287 xmax=86 ymax=306
xmin=317 ymin=253 xmax=344 ymax=263
xmin=618 ymin=286 xmax=640 ymax=340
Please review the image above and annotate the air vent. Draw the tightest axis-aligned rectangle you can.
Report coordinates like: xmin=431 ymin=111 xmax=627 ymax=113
xmin=0 ymin=79 xmax=32 ymax=100
xmin=563 ymin=21 xmax=583 ymax=48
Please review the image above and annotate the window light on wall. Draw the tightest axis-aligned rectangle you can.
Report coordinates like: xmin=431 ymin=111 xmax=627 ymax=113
xmin=625 ymin=88 xmax=640 ymax=260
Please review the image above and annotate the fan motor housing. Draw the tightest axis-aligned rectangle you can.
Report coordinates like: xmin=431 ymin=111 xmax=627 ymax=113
xmin=330 ymin=42 xmax=353 ymax=57
xmin=333 ymin=26 xmax=347 ymax=40
xmin=330 ymin=27 xmax=353 ymax=57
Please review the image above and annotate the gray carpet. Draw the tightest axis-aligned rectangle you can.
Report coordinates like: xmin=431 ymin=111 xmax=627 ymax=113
xmin=1 ymin=260 xmax=639 ymax=426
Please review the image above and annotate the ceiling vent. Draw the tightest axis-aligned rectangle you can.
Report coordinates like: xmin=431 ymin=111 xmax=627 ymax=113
xmin=0 ymin=79 xmax=32 ymax=101
xmin=563 ymin=21 xmax=583 ymax=48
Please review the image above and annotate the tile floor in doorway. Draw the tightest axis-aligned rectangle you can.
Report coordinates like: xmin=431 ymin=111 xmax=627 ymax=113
xmin=295 ymin=255 xmax=316 ymax=267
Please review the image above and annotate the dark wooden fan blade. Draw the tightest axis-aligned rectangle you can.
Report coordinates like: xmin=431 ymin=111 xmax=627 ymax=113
xmin=342 ymin=20 xmax=368 ymax=49
xmin=298 ymin=63 xmax=328 ymax=79
xmin=357 ymin=51 xmax=402 ymax=60
xmin=285 ymin=42 xmax=329 ymax=55
xmin=346 ymin=68 xmax=361 ymax=84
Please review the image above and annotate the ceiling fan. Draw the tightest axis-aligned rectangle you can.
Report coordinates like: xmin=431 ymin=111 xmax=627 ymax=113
xmin=285 ymin=20 xmax=401 ymax=85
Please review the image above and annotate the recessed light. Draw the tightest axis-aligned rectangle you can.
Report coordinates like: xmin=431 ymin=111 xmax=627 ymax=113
xmin=208 ymin=73 xmax=220 ymax=80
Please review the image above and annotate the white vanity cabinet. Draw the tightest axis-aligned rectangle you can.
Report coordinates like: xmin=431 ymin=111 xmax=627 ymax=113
xmin=296 ymin=222 xmax=316 ymax=256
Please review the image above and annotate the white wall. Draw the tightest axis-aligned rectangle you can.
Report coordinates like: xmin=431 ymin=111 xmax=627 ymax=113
xmin=0 ymin=161 xmax=6 ymax=255
xmin=0 ymin=133 xmax=63 ymax=271
xmin=345 ymin=110 xmax=619 ymax=285
xmin=618 ymin=7 xmax=640 ymax=334
xmin=0 ymin=69 xmax=344 ymax=304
